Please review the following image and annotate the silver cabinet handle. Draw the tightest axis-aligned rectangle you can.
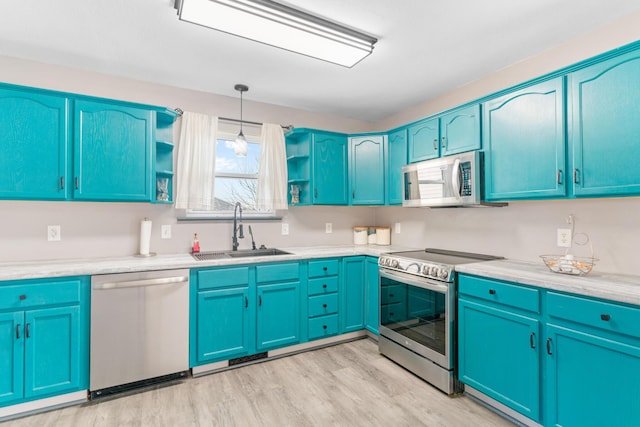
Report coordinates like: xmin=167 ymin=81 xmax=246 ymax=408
xmin=94 ymin=276 xmax=188 ymax=290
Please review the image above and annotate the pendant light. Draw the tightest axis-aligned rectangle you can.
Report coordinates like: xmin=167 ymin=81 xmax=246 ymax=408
xmin=234 ymin=84 xmax=249 ymax=157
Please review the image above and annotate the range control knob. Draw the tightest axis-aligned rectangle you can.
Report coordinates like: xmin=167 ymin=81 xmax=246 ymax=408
xmin=390 ymin=259 xmax=399 ymax=269
xmin=439 ymin=268 xmax=450 ymax=279
xmin=380 ymin=257 xmax=388 ymax=266
xmin=421 ymin=265 xmax=430 ymax=276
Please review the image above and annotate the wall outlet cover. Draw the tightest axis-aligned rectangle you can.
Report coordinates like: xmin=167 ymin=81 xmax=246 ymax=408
xmin=161 ymin=225 xmax=172 ymax=239
xmin=557 ymin=228 xmax=572 ymax=247
xmin=394 ymin=222 xmax=401 ymax=234
xmin=281 ymin=223 xmax=289 ymax=235
xmin=48 ymin=225 xmax=61 ymax=241
xmin=325 ymin=223 xmax=333 ymax=234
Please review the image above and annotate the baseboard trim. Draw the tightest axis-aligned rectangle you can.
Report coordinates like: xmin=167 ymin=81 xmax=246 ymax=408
xmin=0 ymin=390 xmax=87 ymax=422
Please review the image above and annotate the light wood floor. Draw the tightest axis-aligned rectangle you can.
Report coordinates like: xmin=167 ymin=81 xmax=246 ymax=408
xmin=6 ymin=338 xmax=514 ymax=426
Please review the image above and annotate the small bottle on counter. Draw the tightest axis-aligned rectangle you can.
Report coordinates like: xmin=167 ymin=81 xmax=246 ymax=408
xmin=192 ymin=233 xmax=200 ymax=254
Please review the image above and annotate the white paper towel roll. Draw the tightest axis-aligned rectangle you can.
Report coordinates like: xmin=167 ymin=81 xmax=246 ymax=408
xmin=139 ymin=218 xmax=152 ymax=255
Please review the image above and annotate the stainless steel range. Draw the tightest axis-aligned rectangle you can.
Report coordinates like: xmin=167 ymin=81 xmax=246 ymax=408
xmin=378 ymin=248 xmax=502 ymax=394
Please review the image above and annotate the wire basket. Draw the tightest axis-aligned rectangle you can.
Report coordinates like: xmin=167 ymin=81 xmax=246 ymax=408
xmin=540 ymin=255 xmax=597 ymax=276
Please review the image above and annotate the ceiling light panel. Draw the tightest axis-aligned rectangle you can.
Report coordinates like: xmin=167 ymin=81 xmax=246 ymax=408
xmin=175 ymin=0 xmax=377 ymax=67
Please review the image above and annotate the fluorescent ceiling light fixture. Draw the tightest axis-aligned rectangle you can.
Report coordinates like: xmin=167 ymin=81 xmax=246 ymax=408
xmin=174 ymin=0 xmax=378 ymax=67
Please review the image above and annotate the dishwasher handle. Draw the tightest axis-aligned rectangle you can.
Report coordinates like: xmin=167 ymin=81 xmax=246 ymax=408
xmin=93 ymin=275 xmax=188 ymax=290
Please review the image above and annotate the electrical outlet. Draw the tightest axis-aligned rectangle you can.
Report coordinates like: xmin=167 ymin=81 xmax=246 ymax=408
xmin=325 ymin=223 xmax=333 ymax=234
xmin=161 ymin=225 xmax=172 ymax=239
xmin=557 ymin=228 xmax=572 ymax=248
xmin=281 ymin=223 xmax=289 ymax=235
xmin=48 ymin=225 xmax=61 ymax=241
xmin=395 ymin=222 xmax=402 ymax=234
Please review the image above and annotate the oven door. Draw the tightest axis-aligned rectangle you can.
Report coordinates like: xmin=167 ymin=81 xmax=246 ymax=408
xmin=378 ymin=268 xmax=453 ymax=370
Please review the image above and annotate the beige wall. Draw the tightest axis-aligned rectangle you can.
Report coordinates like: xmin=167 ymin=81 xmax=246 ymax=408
xmin=1 ymin=12 xmax=640 ymax=277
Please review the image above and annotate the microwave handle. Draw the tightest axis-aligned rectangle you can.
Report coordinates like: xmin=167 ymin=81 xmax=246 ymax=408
xmin=451 ymin=158 xmax=462 ymax=200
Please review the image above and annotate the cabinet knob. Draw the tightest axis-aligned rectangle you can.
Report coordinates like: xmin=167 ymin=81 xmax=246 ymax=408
xmin=322 ymin=284 xmax=327 ymax=289
xmin=19 ymin=294 xmax=26 ymax=301
xmin=323 ymin=325 xmax=327 ymax=330
xmin=323 ymin=304 xmax=327 ymax=308
xmin=323 ymin=267 xmax=328 ymax=272
xmin=600 ymin=314 xmax=611 ymax=321
xmin=489 ymin=289 xmax=496 ymax=295
xmin=389 ymin=294 xmax=394 ymax=298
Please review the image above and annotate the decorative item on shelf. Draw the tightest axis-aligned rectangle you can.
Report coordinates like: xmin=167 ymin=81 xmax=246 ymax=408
xmin=290 ymin=184 xmax=300 ymax=204
xmin=156 ymin=177 xmax=169 ymax=201
xmin=353 ymin=226 xmax=368 ymax=245
xmin=136 ymin=218 xmax=156 ymax=257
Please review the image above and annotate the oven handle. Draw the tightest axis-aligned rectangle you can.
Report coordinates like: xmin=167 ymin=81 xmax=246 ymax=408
xmin=379 ymin=269 xmax=449 ymax=294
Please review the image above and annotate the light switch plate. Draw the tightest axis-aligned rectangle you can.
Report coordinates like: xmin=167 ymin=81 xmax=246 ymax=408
xmin=161 ymin=225 xmax=172 ymax=239
xmin=281 ymin=223 xmax=289 ymax=235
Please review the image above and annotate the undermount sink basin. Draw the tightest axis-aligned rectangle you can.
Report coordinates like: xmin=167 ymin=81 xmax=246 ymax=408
xmin=191 ymin=248 xmax=290 ymax=261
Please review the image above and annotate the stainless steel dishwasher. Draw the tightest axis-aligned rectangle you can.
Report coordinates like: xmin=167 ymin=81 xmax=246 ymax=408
xmin=90 ymin=269 xmax=189 ymax=399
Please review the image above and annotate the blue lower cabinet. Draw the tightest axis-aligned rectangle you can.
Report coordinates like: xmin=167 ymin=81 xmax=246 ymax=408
xmin=341 ymin=257 xmax=365 ymax=333
xmin=364 ymin=257 xmax=379 ymax=334
xmin=545 ymin=324 xmax=640 ymax=427
xmin=308 ymin=315 xmax=339 ymax=340
xmin=257 ymin=282 xmax=300 ymax=351
xmin=0 ymin=277 xmax=89 ymax=408
xmin=195 ymin=287 xmax=251 ymax=363
xmin=458 ymin=298 xmax=541 ymax=422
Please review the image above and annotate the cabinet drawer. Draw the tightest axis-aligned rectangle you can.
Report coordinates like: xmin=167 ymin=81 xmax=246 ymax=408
xmin=256 ymin=262 xmax=299 ymax=283
xmin=308 ymin=276 xmax=339 ymax=296
xmin=308 ymin=294 xmax=339 ymax=317
xmin=0 ymin=278 xmax=81 ymax=310
xmin=308 ymin=259 xmax=339 ymax=278
xmin=198 ymin=267 xmax=249 ymax=290
xmin=458 ymin=275 xmax=540 ymax=313
xmin=548 ymin=292 xmax=640 ymax=339
xmin=381 ymin=284 xmax=406 ymax=305
xmin=308 ymin=314 xmax=339 ymax=340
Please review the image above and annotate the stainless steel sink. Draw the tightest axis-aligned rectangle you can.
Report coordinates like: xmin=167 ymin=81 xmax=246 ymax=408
xmin=227 ymin=248 xmax=290 ymax=258
xmin=191 ymin=248 xmax=290 ymax=261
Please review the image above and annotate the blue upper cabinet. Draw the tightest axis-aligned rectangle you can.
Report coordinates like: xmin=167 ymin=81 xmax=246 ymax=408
xmin=483 ymin=78 xmax=566 ymax=201
xmin=74 ymin=100 xmax=153 ymax=201
xmin=387 ymin=128 xmax=407 ymax=205
xmin=312 ymin=132 xmax=348 ymax=205
xmin=569 ymin=50 xmax=640 ymax=197
xmin=349 ymin=135 xmax=386 ymax=205
xmin=440 ymin=104 xmax=481 ymax=156
xmin=0 ymin=88 xmax=69 ymax=200
xmin=408 ymin=117 xmax=439 ymax=162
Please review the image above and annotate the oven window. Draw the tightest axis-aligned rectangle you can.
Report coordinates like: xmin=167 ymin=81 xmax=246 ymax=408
xmin=380 ymin=275 xmax=447 ymax=356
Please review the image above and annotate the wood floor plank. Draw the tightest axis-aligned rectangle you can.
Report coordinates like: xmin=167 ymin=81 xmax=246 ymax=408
xmin=4 ymin=338 xmax=515 ymax=427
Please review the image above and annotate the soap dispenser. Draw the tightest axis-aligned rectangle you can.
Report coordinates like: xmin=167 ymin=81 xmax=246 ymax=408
xmin=192 ymin=233 xmax=200 ymax=254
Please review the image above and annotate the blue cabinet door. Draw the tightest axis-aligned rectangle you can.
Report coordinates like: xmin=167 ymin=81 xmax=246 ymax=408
xmin=349 ymin=135 xmax=385 ymax=205
xmin=483 ymin=78 xmax=566 ymax=201
xmin=408 ymin=117 xmax=439 ymax=162
xmin=74 ymin=100 xmax=153 ymax=201
xmin=364 ymin=257 xmax=379 ymax=334
xmin=458 ymin=298 xmax=541 ymax=422
xmin=545 ymin=324 xmax=640 ymax=427
xmin=0 ymin=312 xmax=24 ymax=406
xmin=196 ymin=287 xmax=251 ymax=363
xmin=569 ymin=50 xmax=640 ymax=197
xmin=0 ymin=88 xmax=69 ymax=200
xmin=387 ymin=129 xmax=407 ymax=205
xmin=23 ymin=306 xmax=81 ymax=400
xmin=341 ymin=257 xmax=365 ymax=333
xmin=257 ymin=282 xmax=300 ymax=351
xmin=440 ymin=104 xmax=481 ymax=156
xmin=312 ymin=133 xmax=348 ymax=205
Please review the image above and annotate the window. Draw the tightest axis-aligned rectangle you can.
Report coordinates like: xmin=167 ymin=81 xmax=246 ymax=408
xmin=186 ymin=124 xmax=276 ymax=219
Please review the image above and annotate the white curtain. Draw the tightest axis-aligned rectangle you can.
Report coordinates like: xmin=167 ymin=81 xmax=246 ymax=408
xmin=175 ymin=112 xmax=218 ymax=210
xmin=256 ymin=123 xmax=288 ymax=211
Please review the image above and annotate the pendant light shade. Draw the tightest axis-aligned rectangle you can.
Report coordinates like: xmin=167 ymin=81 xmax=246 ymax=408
xmin=234 ymin=84 xmax=248 ymax=157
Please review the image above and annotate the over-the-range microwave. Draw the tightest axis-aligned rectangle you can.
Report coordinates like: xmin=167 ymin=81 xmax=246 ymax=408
xmin=402 ymin=151 xmax=506 ymax=208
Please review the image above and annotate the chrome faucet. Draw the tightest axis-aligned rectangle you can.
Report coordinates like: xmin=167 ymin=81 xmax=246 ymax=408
xmin=232 ymin=202 xmax=244 ymax=251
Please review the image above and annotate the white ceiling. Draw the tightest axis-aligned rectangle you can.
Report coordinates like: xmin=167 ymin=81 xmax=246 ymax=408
xmin=1 ymin=0 xmax=639 ymax=122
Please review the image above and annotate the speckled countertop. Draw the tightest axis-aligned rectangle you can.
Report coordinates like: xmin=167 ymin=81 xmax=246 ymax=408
xmin=0 ymin=245 xmax=409 ymax=282
xmin=3 ymin=247 xmax=639 ymax=306
xmin=456 ymin=259 xmax=640 ymax=306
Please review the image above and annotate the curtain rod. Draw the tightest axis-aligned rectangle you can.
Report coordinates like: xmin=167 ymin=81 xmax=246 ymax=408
xmin=174 ymin=108 xmax=293 ymax=131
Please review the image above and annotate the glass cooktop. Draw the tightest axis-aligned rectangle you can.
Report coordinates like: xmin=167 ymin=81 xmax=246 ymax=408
xmin=389 ymin=248 xmax=503 ymax=266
